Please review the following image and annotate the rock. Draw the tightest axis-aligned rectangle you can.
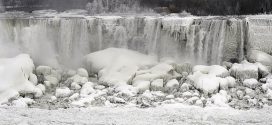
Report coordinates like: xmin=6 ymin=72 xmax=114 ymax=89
xmin=247 ymin=50 xmax=272 ymax=67
xmin=80 ymin=82 xmax=95 ymax=96
xmin=226 ymin=77 xmax=237 ymax=88
xmin=114 ymin=85 xmax=138 ymax=97
xmin=193 ymin=65 xmax=229 ymax=77
xmin=236 ymin=90 xmax=245 ymax=100
xmin=36 ymin=84 xmax=46 ymax=94
xmin=166 ymin=95 xmax=175 ymax=99
xmin=175 ymin=98 xmax=185 ymax=103
xmin=77 ymin=68 xmax=89 ymax=77
xmin=69 ymin=93 xmax=80 ymax=100
xmin=186 ymin=97 xmax=199 ymax=105
xmin=212 ymin=90 xmax=229 ymax=107
xmin=150 ymin=79 xmax=164 ymax=91
xmin=266 ymin=89 xmax=272 ymax=100
xmin=94 ymin=85 xmax=106 ymax=90
xmin=71 ymin=82 xmax=81 ymax=90
xmin=44 ymin=75 xmax=59 ymax=86
xmin=230 ymin=61 xmax=258 ymax=80
xmin=36 ymin=66 xmax=52 ymax=76
xmin=29 ymin=74 xmax=38 ymax=85
xmin=133 ymin=80 xmax=150 ymax=93
xmin=70 ymin=75 xmax=89 ymax=85
xmin=188 ymin=72 xmax=220 ymax=94
xmin=34 ymin=88 xmax=43 ymax=98
xmin=245 ymin=88 xmax=255 ymax=98
xmin=180 ymin=83 xmax=190 ymax=92
xmin=222 ymin=61 xmax=232 ymax=69
xmin=50 ymin=96 xmax=57 ymax=101
xmin=195 ymin=99 xmax=204 ymax=107
xmin=12 ymin=98 xmax=34 ymax=108
xmin=55 ymin=87 xmax=71 ymax=98
xmin=243 ymin=79 xmax=259 ymax=89
xmin=165 ymin=79 xmax=179 ymax=92
xmin=261 ymin=84 xmax=268 ymax=92
xmin=260 ymin=78 xmax=267 ymax=83
xmin=255 ymin=62 xmax=270 ymax=78
xmin=108 ymin=96 xmax=126 ymax=104
xmin=219 ymin=78 xmax=229 ymax=90
xmin=67 ymin=70 xmax=77 ymax=77
xmin=182 ymin=91 xmax=192 ymax=98
xmin=174 ymin=63 xmax=192 ymax=74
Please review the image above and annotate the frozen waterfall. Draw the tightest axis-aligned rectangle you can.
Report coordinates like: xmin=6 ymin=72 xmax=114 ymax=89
xmin=0 ymin=12 xmax=268 ymax=68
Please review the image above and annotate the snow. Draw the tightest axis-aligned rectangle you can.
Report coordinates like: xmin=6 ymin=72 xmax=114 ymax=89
xmin=0 ymin=54 xmax=41 ymax=104
xmin=84 ymin=48 xmax=157 ymax=86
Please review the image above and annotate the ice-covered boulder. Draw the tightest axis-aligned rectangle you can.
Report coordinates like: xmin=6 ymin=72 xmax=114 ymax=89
xmin=255 ymin=62 xmax=271 ymax=78
xmin=150 ymin=79 xmax=164 ymax=91
xmin=55 ymin=87 xmax=72 ymax=98
xmin=77 ymin=68 xmax=89 ymax=77
xmin=230 ymin=61 xmax=258 ymax=80
xmin=243 ymin=79 xmax=259 ymax=89
xmin=248 ymin=50 xmax=272 ymax=67
xmin=132 ymin=80 xmax=150 ymax=93
xmin=165 ymin=79 xmax=179 ymax=91
xmin=84 ymin=48 xmax=157 ymax=86
xmin=211 ymin=90 xmax=229 ymax=107
xmin=193 ymin=65 xmax=229 ymax=77
xmin=80 ymin=82 xmax=95 ymax=97
xmin=133 ymin=63 xmax=174 ymax=84
xmin=188 ymin=72 xmax=220 ymax=94
xmin=0 ymin=54 xmax=41 ymax=104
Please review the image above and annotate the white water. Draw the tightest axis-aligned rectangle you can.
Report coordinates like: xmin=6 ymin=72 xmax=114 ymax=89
xmin=1 ymin=12 xmax=271 ymax=68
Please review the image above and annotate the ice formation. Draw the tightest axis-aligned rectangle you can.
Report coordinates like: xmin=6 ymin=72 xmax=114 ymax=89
xmin=0 ymin=54 xmax=41 ymax=104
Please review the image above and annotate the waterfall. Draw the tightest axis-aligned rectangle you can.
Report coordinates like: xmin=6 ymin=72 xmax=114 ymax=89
xmin=0 ymin=13 xmax=262 ymax=68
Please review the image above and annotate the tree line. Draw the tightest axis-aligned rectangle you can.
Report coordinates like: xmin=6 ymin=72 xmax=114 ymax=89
xmin=2 ymin=0 xmax=272 ymax=15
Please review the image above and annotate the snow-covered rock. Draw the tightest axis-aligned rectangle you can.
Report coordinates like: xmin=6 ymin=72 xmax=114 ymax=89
xmin=70 ymin=82 xmax=81 ymax=90
xmin=69 ymin=93 xmax=80 ymax=100
xmin=247 ymin=50 xmax=272 ymax=67
xmin=0 ymin=54 xmax=41 ymax=104
xmin=80 ymin=82 xmax=95 ymax=96
xmin=29 ymin=74 xmax=38 ymax=85
xmin=165 ymin=79 xmax=179 ymax=91
xmin=133 ymin=80 xmax=150 ymax=93
xmin=77 ymin=68 xmax=89 ymax=77
xmin=114 ymin=85 xmax=138 ymax=97
xmin=36 ymin=84 xmax=46 ymax=94
xmin=212 ymin=90 xmax=229 ymax=107
xmin=255 ymin=62 xmax=270 ymax=78
xmin=84 ymin=48 xmax=157 ymax=86
xmin=180 ymin=83 xmax=190 ymax=92
xmin=12 ymin=98 xmax=34 ymax=108
xmin=188 ymin=72 xmax=220 ymax=94
xmin=243 ymin=79 xmax=259 ymax=89
xmin=55 ymin=87 xmax=71 ymax=98
xmin=36 ymin=66 xmax=52 ymax=76
xmin=193 ymin=65 xmax=229 ymax=77
xmin=230 ymin=61 xmax=258 ymax=80
xmin=150 ymin=79 xmax=164 ymax=91
xmin=133 ymin=63 xmax=174 ymax=83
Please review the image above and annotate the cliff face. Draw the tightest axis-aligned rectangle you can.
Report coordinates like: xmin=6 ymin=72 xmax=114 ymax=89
xmin=1 ymin=0 xmax=272 ymax=15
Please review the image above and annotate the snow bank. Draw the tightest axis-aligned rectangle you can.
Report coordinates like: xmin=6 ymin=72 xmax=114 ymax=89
xmin=84 ymin=48 xmax=157 ymax=86
xmin=0 ymin=54 xmax=41 ymax=104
